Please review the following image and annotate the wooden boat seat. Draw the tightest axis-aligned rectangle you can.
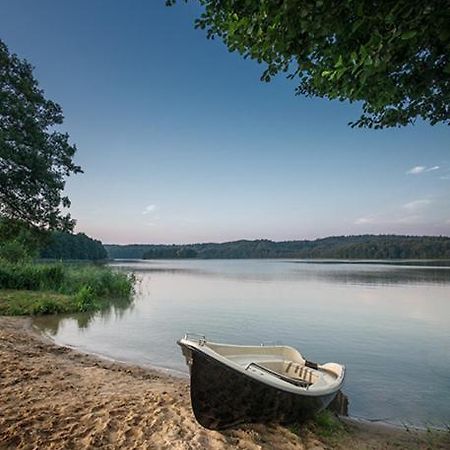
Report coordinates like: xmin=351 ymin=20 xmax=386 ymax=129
xmin=252 ymin=360 xmax=319 ymax=386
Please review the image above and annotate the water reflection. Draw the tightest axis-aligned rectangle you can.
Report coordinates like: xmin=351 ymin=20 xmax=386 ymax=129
xmin=305 ymin=267 xmax=450 ymax=285
xmin=36 ymin=295 xmax=135 ymax=335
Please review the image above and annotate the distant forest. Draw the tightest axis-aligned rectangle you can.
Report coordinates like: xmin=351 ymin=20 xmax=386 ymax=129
xmin=105 ymin=235 xmax=450 ymax=260
xmin=40 ymin=232 xmax=107 ymax=260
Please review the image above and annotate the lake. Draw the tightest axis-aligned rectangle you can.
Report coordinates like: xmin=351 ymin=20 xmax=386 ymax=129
xmin=34 ymin=259 xmax=450 ymax=427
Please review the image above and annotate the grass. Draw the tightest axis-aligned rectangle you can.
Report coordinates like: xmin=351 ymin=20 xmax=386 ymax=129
xmin=312 ymin=409 xmax=346 ymax=438
xmin=287 ymin=411 xmax=450 ymax=449
xmin=0 ymin=261 xmax=135 ymax=316
xmin=0 ymin=290 xmax=74 ymax=315
xmin=287 ymin=410 xmax=347 ymax=445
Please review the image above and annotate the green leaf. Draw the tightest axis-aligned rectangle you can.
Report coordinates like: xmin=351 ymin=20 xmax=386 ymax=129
xmin=334 ymin=55 xmax=344 ymax=68
xmin=179 ymin=0 xmax=450 ymax=128
xmin=400 ymin=31 xmax=417 ymax=40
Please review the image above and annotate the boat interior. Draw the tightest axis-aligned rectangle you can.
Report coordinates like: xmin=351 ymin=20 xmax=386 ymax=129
xmin=205 ymin=341 xmax=342 ymax=389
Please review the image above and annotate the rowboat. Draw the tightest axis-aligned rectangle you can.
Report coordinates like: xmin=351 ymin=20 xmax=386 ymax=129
xmin=178 ymin=334 xmax=346 ymax=430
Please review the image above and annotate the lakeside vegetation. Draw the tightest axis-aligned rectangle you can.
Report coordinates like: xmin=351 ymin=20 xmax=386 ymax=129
xmin=0 ymin=261 xmax=134 ymax=316
xmin=0 ymin=220 xmax=134 ymax=317
xmin=105 ymin=235 xmax=450 ymax=260
xmin=0 ymin=219 xmax=107 ymax=263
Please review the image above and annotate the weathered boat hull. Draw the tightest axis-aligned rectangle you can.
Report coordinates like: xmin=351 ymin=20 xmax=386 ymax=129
xmin=185 ymin=344 xmax=338 ymax=430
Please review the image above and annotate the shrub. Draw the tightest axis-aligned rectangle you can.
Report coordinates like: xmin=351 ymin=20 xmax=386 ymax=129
xmin=74 ymin=285 xmax=97 ymax=312
xmin=0 ymin=262 xmax=41 ymax=290
xmin=39 ymin=264 xmax=65 ymax=289
xmin=0 ymin=241 xmax=31 ymax=263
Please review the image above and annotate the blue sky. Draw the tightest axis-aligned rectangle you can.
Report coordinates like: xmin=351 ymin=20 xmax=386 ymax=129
xmin=1 ymin=1 xmax=449 ymax=244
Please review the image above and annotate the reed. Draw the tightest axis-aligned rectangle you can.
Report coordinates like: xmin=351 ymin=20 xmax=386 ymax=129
xmin=0 ymin=261 xmax=135 ymax=315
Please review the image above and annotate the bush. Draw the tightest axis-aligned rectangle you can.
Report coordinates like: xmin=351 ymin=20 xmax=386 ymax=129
xmin=0 ymin=262 xmax=41 ymax=290
xmin=74 ymin=285 xmax=97 ymax=312
xmin=39 ymin=264 xmax=65 ymax=289
xmin=0 ymin=241 xmax=31 ymax=263
xmin=61 ymin=265 xmax=134 ymax=298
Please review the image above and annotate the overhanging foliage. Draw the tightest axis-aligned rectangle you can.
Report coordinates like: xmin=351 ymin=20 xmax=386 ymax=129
xmin=170 ymin=1 xmax=450 ymax=128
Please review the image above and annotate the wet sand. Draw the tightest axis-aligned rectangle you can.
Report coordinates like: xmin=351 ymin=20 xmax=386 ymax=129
xmin=0 ymin=316 xmax=448 ymax=450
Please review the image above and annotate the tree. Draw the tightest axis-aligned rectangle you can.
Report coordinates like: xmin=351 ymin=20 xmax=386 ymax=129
xmin=0 ymin=40 xmax=82 ymax=231
xmin=40 ymin=231 xmax=108 ymax=260
xmin=169 ymin=1 xmax=450 ymax=128
xmin=0 ymin=217 xmax=46 ymax=261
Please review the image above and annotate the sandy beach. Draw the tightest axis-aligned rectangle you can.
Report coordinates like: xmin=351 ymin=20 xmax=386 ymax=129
xmin=0 ymin=316 xmax=448 ymax=450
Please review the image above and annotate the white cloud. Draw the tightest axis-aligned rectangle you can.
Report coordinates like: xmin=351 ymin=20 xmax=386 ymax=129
xmin=142 ymin=204 xmax=157 ymax=215
xmin=406 ymin=166 xmax=426 ymax=175
xmin=406 ymin=165 xmax=440 ymax=175
xmin=402 ymin=199 xmax=432 ymax=211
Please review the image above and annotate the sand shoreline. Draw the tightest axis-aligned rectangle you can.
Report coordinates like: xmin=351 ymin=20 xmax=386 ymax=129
xmin=32 ymin=324 xmax=190 ymax=381
xmin=1 ymin=316 xmax=448 ymax=449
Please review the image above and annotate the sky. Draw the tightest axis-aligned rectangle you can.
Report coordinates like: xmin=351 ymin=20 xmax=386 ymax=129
xmin=1 ymin=1 xmax=449 ymax=244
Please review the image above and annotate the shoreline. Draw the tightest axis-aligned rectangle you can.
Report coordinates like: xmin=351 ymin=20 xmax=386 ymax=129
xmin=32 ymin=323 xmax=443 ymax=433
xmin=1 ymin=316 xmax=449 ymax=449
xmin=33 ymin=323 xmax=190 ymax=381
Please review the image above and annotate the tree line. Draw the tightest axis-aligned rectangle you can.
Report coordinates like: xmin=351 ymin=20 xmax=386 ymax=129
xmin=40 ymin=231 xmax=107 ymax=261
xmin=0 ymin=218 xmax=107 ymax=262
xmin=105 ymin=235 xmax=450 ymax=260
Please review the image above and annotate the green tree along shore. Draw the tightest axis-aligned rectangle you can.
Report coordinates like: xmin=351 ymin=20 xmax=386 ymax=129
xmin=106 ymin=235 xmax=450 ymax=260
xmin=40 ymin=231 xmax=107 ymax=261
xmin=0 ymin=221 xmax=108 ymax=262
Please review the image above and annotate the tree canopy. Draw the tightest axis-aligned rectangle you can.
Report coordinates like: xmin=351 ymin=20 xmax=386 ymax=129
xmin=0 ymin=40 xmax=81 ymax=231
xmin=40 ymin=231 xmax=107 ymax=260
xmin=170 ymin=0 xmax=450 ymax=128
xmin=0 ymin=218 xmax=46 ymax=262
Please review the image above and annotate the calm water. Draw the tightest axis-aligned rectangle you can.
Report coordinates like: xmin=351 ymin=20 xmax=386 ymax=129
xmin=34 ymin=259 xmax=450 ymax=427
